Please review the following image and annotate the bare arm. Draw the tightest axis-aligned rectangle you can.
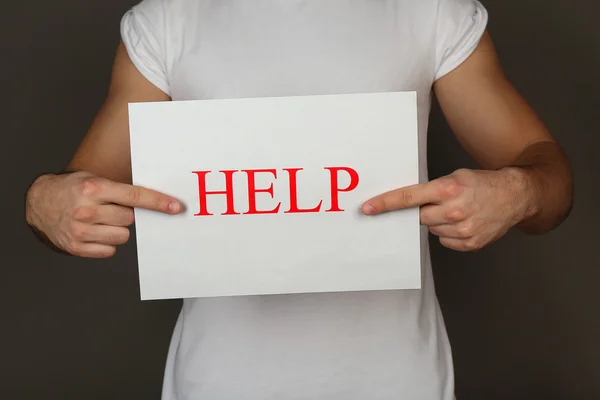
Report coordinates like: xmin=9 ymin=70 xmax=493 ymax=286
xmin=66 ymin=41 xmax=170 ymax=183
xmin=363 ymin=31 xmax=573 ymax=251
xmin=26 ymin=42 xmax=180 ymax=258
xmin=432 ymin=31 xmax=573 ymax=234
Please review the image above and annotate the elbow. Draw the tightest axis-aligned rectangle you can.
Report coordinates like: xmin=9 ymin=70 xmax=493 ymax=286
xmin=518 ymin=165 xmax=574 ymax=236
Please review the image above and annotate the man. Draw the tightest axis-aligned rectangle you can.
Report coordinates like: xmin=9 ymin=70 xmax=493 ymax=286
xmin=25 ymin=0 xmax=573 ymax=398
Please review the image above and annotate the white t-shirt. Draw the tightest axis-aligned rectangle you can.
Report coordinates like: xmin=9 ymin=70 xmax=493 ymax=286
xmin=120 ymin=1 xmax=488 ymax=399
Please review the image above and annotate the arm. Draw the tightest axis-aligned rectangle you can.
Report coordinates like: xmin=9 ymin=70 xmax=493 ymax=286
xmin=66 ymin=41 xmax=170 ymax=183
xmin=26 ymin=42 xmax=180 ymax=258
xmin=362 ymin=31 xmax=573 ymax=250
xmin=432 ymin=31 xmax=573 ymax=235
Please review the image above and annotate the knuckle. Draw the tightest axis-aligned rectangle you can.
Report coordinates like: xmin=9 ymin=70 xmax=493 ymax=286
xmin=399 ymin=190 xmax=413 ymax=207
xmin=72 ymin=206 xmax=96 ymax=222
xmin=153 ymin=196 xmax=166 ymax=211
xmin=439 ymin=237 xmax=455 ymax=250
xmin=419 ymin=208 xmax=429 ymax=223
xmin=66 ymin=240 xmax=81 ymax=255
xmin=120 ymin=229 xmax=131 ymax=243
xmin=78 ymin=177 xmax=101 ymax=197
xmin=446 ymin=208 xmax=466 ymax=222
xmin=457 ymin=221 xmax=475 ymax=237
xmin=111 ymin=229 xmax=130 ymax=244
xmin=372 ymin=198 xmax=385 ymax=211
xmin=454 ymin=168 xmax=472 ymax=178
xmin=440 ymin=178 xmax=462 ymax=199
xmin=127 ymin=187 xmax=141 ymax=205
xmin=125 ymin=210 xmax=135 ymax=225
xmin=427 ymin=225 xmax=440 ymax=236
xmin=375 ymin=198 xmax=387 ymax=212
xmin=102 ymin=247 xmax=117 ymax=258
xmin=117 ymin=208 xmax=136 ymax=225
xmin=71 ymin=224 xmax=87 ymax=240
xmin=464 ymin=238 xmax=482 ymax=251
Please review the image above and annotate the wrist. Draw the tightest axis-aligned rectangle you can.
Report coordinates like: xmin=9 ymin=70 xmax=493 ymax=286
xmin=25 ymin=173 xmax=72 ymax=255
xmin=25 ymin=173 xmax=57 ymax=226
xmin=500 ymin=166 xmax=541 ymax=225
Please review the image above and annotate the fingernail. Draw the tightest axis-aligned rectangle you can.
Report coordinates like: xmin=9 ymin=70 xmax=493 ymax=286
xmin=363 ymin=203 xmax=375 ymax=215
xmin=169 ymin=202 xmax=180 ymax=213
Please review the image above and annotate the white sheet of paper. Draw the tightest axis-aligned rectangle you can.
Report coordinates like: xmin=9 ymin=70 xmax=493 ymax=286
xmin=128 ymin=92 xmax=421 ymax=300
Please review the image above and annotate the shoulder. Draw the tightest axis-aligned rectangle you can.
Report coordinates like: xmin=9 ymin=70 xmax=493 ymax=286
xmin=401 ymin=0 xmax=488 ymax=45
xmin=122 ymin=0 xmax=194 ymax=21
xmin=434 ymin=0 xmax=488 ymax=30
xmin=119 ymin=0 xmax=199 ymax=95
xmin=432 ymin=0 xmax=489 ymax=80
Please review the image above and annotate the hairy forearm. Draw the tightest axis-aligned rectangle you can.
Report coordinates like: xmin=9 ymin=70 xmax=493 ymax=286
xmin=506 ymin=140 xmax=574 ymax=235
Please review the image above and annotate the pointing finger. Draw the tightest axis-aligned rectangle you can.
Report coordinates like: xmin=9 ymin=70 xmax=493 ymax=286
xmin=362 ymin=181 xmax=443 ymax=215
xmin=99 ymin=181 xmax=182 ymax=214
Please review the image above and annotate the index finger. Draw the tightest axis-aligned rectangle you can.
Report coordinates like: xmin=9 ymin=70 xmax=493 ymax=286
xmin=99 ymin=181 xmax=182 ymax=214
xmin=362 ymin=181 xmax=443 ymax=215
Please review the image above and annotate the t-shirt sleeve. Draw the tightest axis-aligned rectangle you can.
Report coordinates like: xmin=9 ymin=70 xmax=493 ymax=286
xmin=120 ymin=0 xmax=170 ymax=95
xmin=434 ymin=0 xmax=489 ymax=81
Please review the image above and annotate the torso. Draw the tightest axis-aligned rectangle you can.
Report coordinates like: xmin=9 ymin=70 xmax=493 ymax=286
xmin=121 ymin=0 xmax=482 ymax=398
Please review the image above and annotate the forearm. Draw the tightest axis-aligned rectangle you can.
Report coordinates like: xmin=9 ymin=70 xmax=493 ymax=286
xmin=506 ymin=140 xmax=574 ymax=235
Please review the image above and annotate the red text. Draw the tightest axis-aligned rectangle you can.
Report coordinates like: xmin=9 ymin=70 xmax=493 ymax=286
xmin=192 ymin=167 xmax=360 ymax=216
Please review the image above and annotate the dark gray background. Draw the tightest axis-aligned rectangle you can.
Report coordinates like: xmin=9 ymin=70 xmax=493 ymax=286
xmin=3 ymin=0 xmax=599 ymax=399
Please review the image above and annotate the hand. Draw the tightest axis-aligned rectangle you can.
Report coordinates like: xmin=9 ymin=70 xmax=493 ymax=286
xmin=361 ymin=168 xmax=534 ymax=251
xmin=25 ymin=171 xmax=182 ymax=258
